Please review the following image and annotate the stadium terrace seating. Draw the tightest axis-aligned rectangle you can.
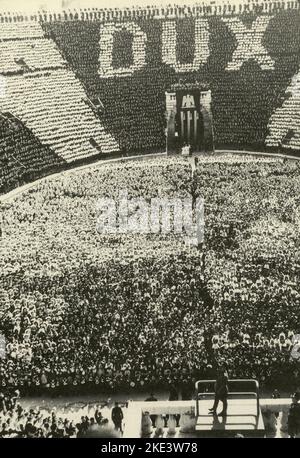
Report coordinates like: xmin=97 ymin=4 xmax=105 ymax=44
xmin=0 ymin=113 xmax=65 ymax=194
xmin=0 ymin=39 xmax=66 ymax=73
xmin=0 ymin=20 xmax=119 ymax=194
xmin=1 ymin=70 xmax=119 ymax=162
xmin=0 ymin=1 xmax=300 ymax=194
xmin=0 ymin=21 xmax=44 ymax=40
xmin=41 ymin=3 xmax=300 ymax=155
xmin=266 ymin=70 xmax=300 ymax=151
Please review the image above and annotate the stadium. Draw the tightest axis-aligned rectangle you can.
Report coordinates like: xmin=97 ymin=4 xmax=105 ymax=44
xmin=0 ymin=0 xmax=300 ymax=440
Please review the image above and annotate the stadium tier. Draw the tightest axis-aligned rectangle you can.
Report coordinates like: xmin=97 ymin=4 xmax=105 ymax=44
xmin=0 ymin=1 xmax=300 ymax=194
xmin=0 ymin=113 xmax=66 ymax=194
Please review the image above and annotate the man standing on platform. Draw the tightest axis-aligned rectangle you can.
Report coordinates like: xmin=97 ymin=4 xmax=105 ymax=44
xmin=209 ymin=368 xmax=229 ymax=417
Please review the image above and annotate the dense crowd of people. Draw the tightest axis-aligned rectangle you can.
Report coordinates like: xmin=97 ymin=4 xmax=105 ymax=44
xmin=1 ymin=6 xmax=299 ymax=196
xmin=0 ymin=155 xmax=299 ymax=395
xmin=0 ymin=389 xmax=122 ymax=438
xmin=0 ymin=20 xmax=119 ymax=195
xmin=42 ymin=7 xmax=300 ymax=156
xmin=0 ymin=113 xmax=65 ymax=195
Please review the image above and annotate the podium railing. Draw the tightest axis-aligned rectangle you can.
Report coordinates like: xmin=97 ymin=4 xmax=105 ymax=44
xmin=195 ymin=379 xmax=260 ymax=428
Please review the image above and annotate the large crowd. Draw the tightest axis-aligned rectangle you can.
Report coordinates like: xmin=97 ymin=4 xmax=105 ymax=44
xmin=0 ymin=20 xmax=119 ymax=195
xmin=42 ymin=7 xmax=300 ymax=156
xmin=0 ymin=155 xmax=299 ymax=395
xmin=0 ymin=111 xmax=65 ymax=195
xmin=0 ymin=389 xmax=123 ymax=438
xmin=1 ymin=6 xmax=300 ymax=196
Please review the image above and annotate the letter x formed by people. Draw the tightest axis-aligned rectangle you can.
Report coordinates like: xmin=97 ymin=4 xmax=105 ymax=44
xmin=225 ymin=16 xmax=275 ymax=71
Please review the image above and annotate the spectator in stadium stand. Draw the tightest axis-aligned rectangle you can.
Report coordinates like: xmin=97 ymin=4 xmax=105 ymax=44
xmin=111 ymin=402 xmax=124 ymax=435
xmin=209 ymin=368 xmax=229 ymax=417
xmin=288 ymin=392 xmax=300 ymax=438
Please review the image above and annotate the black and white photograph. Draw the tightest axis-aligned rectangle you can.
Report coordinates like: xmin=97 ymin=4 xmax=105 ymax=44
xmin=0 ymin=0 xmax=300 ymax=446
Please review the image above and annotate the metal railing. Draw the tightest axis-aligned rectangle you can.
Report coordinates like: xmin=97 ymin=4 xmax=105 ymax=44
xmin=195 ymin=379 xmax=260 ymax=428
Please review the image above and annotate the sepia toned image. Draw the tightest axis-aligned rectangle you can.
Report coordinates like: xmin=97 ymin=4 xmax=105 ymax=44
xmin=0 ymin=0 xmax=299 ymax=444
